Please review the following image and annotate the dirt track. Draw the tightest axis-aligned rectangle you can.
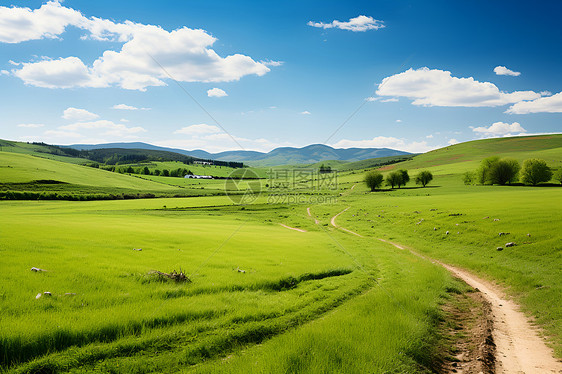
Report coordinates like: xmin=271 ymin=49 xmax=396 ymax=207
xmin=329 ymin=207 xmax=562 ymax=373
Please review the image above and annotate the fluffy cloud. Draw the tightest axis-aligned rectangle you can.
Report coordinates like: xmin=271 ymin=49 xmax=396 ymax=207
xmin=59 ymin=120 xmax=146 ymax=136
xmin=301 ymin=111 xmax=311 ymax=115
xmin=62 ymin=107 xmax=99 ymax=121
xmin=17 ymin=123 xmax=45 ymax=128
xmin=308 ymin=15 xmax=384 ymax=32
xmin=174 ymin=124 xmax=221 ymax=135
xmin=494 ymin=66 xmax=520 ymax=76
xmin=3 ymin=3 xmax=271 ymax=90
xmin=0 ymin=1 xmax=83 ymax=43
xmin=332 ymin=136 xmax=433 ymax=153
xmin=447 ymin=138 xmax=459 ymax=145
xmin=207 ymin=88 xmax=227 ymax=98
xmin=472 ymin=122 xmax=527 ymax=137
xmin=112 ymin=104 xmax=149 ymax=110
xmin=376 ymin=67 xmax=540 ymax=107
xmin=506 ymin=92 xmax=562 ymax=114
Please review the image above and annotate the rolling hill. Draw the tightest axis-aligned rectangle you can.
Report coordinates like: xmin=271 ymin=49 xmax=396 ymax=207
xmin=68 ymin=142 xmax=410 ymax=166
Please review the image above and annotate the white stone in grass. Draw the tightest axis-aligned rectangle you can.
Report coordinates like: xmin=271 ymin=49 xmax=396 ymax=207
xmin=35 ymin=293 xmax=42 ymax=299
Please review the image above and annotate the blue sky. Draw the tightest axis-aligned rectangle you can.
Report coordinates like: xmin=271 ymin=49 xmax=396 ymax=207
xmin=1 ymin=0 xmax=561 ymax=153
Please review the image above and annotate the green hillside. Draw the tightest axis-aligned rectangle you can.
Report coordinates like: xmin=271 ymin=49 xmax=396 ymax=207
xmin=378 ymin=134 xmax=562 ymax=176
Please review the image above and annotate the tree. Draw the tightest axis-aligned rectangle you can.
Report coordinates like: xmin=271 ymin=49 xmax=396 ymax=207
xmin=126 ymin=166 xmax=134 ymax=174
xmin=476 ymin=156 xmax=500 ymax=184
xmin=487 ymin=158 xmax=520 ymax=185
xmin=415 ymin=170 xmax=433 ymax=187
xmin=398 ymin=170 xmax=409 ymax=188
xmin=365 ymin=171 xmax=384 ymax=191
xmin=319 ymin=164 xmax=332 ymax=173
xmin=520 ymin=159 xmax=552 ymax=185
xmin=162 ymin=169 xmax=169 ymax=177
xmin=462 ymin=171 xmax=475 ymax=185
xmin=554 ymin=169 xmax=562 ymax=185
xmin=385 ymin=171 xmax=402 ymax=189
xmin=154 ymin=169 xmax=161 ymax=176
xmin=142 ymin=166 xmax=150 ymax=175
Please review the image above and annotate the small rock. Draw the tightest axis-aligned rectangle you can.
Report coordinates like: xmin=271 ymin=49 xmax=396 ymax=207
xmin=527 ymin=233 xmax=531 ymax=237
xmin=483 ymin=216 xmax=489 ymax=219
xmin=497 ymin=247 xmax=503 ymax=251
xmin=505 ymin=242 xmax=516 ymax=247
xmin=498 ymin=232 xmax=510 ymax=236
xmin=445 ymin=231 xmax=449 ymax=235
xmin=493 ymin=218 xmax=500 ymax=221
xmin=133 ymin=248 xmax=142 ymax=251
xmin=43 ymin=291 xmax=52 ymax=296
xmin=433 ymin=227 xmax=437 ymax=231
xmin=31 ymin=267 xmax=47 ymax=272
xmin=35 ymin=293 xmax=42 ymax=299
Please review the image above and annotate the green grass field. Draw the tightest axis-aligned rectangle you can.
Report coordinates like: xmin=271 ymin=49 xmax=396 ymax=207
xmin=0 ymin=134 xmax=560 ymax=372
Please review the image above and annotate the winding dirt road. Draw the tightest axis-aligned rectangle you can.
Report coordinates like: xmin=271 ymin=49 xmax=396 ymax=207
xmin=329 ymin=207 xmax=562 ymax=373
xmin=279 ymin=223 xmax=307 ymax=233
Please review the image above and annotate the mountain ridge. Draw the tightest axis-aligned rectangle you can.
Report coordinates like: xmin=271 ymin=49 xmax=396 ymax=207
xmin=67 ymin=142 xmax=411 ymax=166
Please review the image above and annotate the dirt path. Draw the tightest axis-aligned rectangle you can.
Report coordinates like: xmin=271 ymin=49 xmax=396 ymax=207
xmin=330 ymin=207 xmax=363 ymax=237
xmin=279 ymin=223 xmax=307 ymax=233
xmin=307 ymin=207 xmax=320 ymax=224
xmin=333 ymin=214 xmax=561 ymax=373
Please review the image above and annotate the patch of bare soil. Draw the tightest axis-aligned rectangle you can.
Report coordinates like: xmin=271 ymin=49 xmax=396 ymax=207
xmin=441 ymin=288 xmax=495 ymax=374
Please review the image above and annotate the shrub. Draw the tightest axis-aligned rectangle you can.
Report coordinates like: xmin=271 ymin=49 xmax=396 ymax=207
xmin=554 ymin=169 xmax=562 ymax=185
xmin=364 ymin=171 xmax=384 ymax=191
xmin=476 ymin=157 xmax=520 ymax=185
xmin=520 ymin=159 xmax=552 ymax=185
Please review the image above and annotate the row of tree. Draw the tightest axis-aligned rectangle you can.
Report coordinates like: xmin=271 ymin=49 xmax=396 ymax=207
xmin=364 ymin=169 xmax=433 ymax=191
xmin=464 ymin=157 xmax=561 ymax=186
xmin=101 ymin=165 xmax=194 ymax=178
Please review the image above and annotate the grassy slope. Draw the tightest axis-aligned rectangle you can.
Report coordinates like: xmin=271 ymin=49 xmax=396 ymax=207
xmin=0 ymin=199 xmax=457 ymax=373
xmin=0 ymin=152 xmax=176 ymax=191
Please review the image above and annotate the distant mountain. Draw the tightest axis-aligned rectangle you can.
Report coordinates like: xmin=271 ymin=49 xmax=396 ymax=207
xmin=68 ymin=142 xmax=411 ymax=166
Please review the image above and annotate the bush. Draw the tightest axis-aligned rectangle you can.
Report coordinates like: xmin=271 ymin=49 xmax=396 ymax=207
xmin=398 ymin=170 xmax=409 ymax=188
xmin=520 ymin=159 xmax=552 ymax=185
xmin=462 ymin=171 xmax=475 ymax=185
xmin=554 ymin=169 xmax=562 ymax=185
xmin=415 ymin=171 xmax=433 ymax=187
xmin=364 ymin=171 xmax=384 ymax=191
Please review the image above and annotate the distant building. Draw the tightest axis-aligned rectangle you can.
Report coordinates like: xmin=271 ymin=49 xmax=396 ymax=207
xmin=185 ymin=175 xmax=213 ymax=179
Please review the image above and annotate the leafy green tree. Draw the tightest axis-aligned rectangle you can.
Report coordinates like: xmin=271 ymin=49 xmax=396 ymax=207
xmin=520 ymin=159 xmax=552 ymax=185
xmin=554 ymin=169 xmax=562 ymax=185
xmin=488 ymin=158 xmax=520 ymax=185
xmin=398 ymin=169 xmax=409 ymax=188
xmin=476 ymin=156 xmax=500 ymax=184
xmin=126 ymin=166 xmax=134 ymax=174
xmin=462 ymin=171 xmax=474 ymax=185
xmin=385 ymin=171 xmax=402 ymax=189
xmin=142 ymin=166 xmax=150 ymax=175
xmin=154 ymin=169 xmax=161 ymax=176
xmin=415 ymin=170 xmax=433 ymax=187
xmin=365 ymin=171 xmax=384 ymax=191
xmin=162 ymin=169 xmax=169 ymax=177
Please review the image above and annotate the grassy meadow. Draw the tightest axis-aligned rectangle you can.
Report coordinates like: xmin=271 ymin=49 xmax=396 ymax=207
xmin=0 ymin=134 xmax=561 ymax=372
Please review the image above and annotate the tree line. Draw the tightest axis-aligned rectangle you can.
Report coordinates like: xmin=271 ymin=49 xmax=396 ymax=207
xmin=364 ymin=169 xmax=433 ymax=191
xmin=464 ymin=157 xmax=561 ymax=186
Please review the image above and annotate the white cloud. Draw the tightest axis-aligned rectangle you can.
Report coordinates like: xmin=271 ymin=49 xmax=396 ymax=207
xmin=395 ymin=119 xmax=402 ymax=123
xmin=376 ymin=67 xmax=540 ymax=107
xmin=207 ymin=87 xmax=227 ymax=98
xmin=120 ymin=118 xmax=129 ymax=122
xmin=301 ymin=110 xmax=311 ymax=115
xmin=447 ymin=138 xmax=459 ymax=145
xmin=3 ymin=3 xmax=272 ymax=90
xmin=112 ymin=103 xmax=149 ymax=110
xmin=506 ymin=92 xmax=562 ymax=114
xmin=0 ymin=69 xmax=9 ymax=75
xmin=0 ymin=1 xmax=84 ymax=43
xmin=17 ymin=123 xmax=44 ymax=128
xmin=494 ymin=66 xmax=520 ymax=76
xmin=59 ymin=120 xmax=146 ymax=136
xmin=62 ymin=107 xmax=99 ymax=121
xmin=540 ymin=91 xmax=552 ymax=96
xmin=332 ymin=136 xmax=434 ymax=153
xmin=261 ymin=60 xmax=283 ymax=67
xmin=308 ymin=15 xmax=384 ymax=32
xmin=174 ymin=124 xmax=221 ymax=135
xmin=365 ymin=96 xmax=378 ymax=102
xmin=472 ymin=121 xmax=527 ymax=137
xmin=380 ymin=97 xmax=398 ymax=102
xmin=426 ymin=134 xmax=433 ymax=139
